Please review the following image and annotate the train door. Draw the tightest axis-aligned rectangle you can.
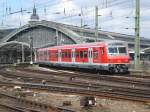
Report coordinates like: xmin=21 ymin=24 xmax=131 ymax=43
xmin=72 ymin=48 xmax=75 ymax=63
xmin=100 ymin=47 xmax=105 ymax=63
xmin=93 ymin=47 xmax=100 ymax=63
xmin=92 ymin=47 xmax=104 ymax=63
xmin=99 ymin=47 xmax=104 ymax=63
xmin=61 ymin=49 xmax=72 ymax=62
xmin=75 ymin=48 xmax=88 ymax=63
xmin=58 ymin=49 xmax=61 ymax=62
xmin=88 ymin=48 xmax=93 ymax=64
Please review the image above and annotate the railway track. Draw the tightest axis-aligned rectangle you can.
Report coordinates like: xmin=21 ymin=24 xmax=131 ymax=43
xmin=0 ymin=67 xmax=150 ymax=103
xmin=1 ymin=69 xmax=150 ymax=92
xmin=0 ymin=103 xmax=41 ymax=112
xmin=0 ymin=81 xmax=150 ymax=103
xmin=2 ymin=72 xmax=150 ymax=101
xmin=15 ymin=67 xmax=150 ymax=87
xmin=37 ymin=65 xmax=150 ymax=78
xmin=0 ymin=91 xmax=75 ymax=112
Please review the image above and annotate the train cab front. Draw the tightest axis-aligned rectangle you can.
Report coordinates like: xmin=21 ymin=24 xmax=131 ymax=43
xmin=107 ymin=42 xmax=130 ymax=74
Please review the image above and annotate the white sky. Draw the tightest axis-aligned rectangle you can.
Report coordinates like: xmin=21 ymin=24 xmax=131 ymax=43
xmin=0 ymin=0 xmax=150 ymax=38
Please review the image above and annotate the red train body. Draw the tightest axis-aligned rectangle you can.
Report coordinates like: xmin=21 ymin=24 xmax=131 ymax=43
xmin=36 ymin=41 xmax=130 ymax=73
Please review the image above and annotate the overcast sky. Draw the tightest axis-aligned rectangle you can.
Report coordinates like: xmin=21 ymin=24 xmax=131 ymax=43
xmin=0 ymin=0 xmax=150 ymax=39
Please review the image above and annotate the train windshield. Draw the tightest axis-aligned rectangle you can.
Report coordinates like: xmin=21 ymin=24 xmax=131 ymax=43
xmin=108 ymin=47 xmax=127 ymax=55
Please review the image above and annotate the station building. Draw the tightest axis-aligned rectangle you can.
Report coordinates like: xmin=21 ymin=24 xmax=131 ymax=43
xmin=0 ymin=7 xmax=150 ymax=64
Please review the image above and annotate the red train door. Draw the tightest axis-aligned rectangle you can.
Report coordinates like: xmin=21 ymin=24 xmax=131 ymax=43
xmin=93 ymin=47 xmax=104 ymax=63
xmin=75 ymin=48 xmax=88 ymax=63
xmin=88 ymin=48 xmax=92 ymax=64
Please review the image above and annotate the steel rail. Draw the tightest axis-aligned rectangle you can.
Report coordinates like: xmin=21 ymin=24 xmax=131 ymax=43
xmin=0 ymin=81 xmax=149 ymax=103
xmin=1 ymin=70 xmax=150 ymax=95
xmin=0 ymin=91 xmax=75 ymax=112
xmin=8 ymin=69 xmax=150 ymax=87
xmin=1 ymin=71 xmax=150 ymax=87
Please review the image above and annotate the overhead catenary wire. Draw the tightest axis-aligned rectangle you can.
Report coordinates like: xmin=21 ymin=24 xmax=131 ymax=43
xmin=0 ymin=0 xmax=148 ymax=34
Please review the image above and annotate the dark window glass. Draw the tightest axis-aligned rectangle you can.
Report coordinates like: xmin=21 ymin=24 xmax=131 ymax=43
xmin=108 ymin=47 xmax=118 ymax=53
xmin=101 ymin=48 xmax=104 ymax=55
xmin=118 ymin=47 xmax=126 ymax=54
xmin=84 ymin=51 xmax=88 ymax=58
xmin=76 ymin=52 xmax=79 ymax=57
xmin=93 ymin=51 xmax=98 ymax=59
xmin=62 ymin=52 xmax=65 ymax=58
xmin=64 ymin=52 xmax=66 ymax=58
xmin=55 ymin=52 xmax=58 ymax=58
xmin=68 ymin=52 xmax=71 ymax=58
xmin=80 ymin=51 xmax=83 ymax=58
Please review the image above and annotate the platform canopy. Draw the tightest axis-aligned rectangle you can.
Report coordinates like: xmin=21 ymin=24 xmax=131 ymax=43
xmin=142 ymin=47 xmax=150 ymax=53
xmin=0 ymin=41 xmax=31 ymax=64
xmin=0 ymin=41 xmax=30 ymax=52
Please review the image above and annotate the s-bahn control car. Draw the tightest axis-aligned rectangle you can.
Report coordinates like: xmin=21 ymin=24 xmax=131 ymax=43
xmin=36 ymin=41 xmax=130 ymax=73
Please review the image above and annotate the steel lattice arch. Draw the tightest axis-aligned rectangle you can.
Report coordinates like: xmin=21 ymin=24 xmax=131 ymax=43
xmin=1 ymin=20 xmax=150 ymax=63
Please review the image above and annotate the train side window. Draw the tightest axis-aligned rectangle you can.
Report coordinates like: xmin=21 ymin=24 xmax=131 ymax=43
xmin=47 ymin=50 xmax=49 ymax=58
xmin=93 ymin=50 xmax=98 ymax=59
xmin=49 ymin=52 xmax=51 ymax=58
xmin=49 ymin=51 xmax=50 ymax=58
xmin=84 ymin=51 xmax=88 ymax=58
xmin=45 ymin=51 xmax=47 ymax=60
xmin=76 ymin=51 xmax=79 ymax=58
xmin=63 ymin=52 xmax=65 ymax=58
xmin=59 ymin=51 xmax=61 ymax=58
xmin=101 ymin=48 xmax=104 ymax=55
xmin=50 ymin=52 xmax=52 ymax=58
xmin=64 ymin=52 xmax=67 ymax=58
xmin=68 ymin=52 xmax=71 ymax=58
xmin=62 ymin=52 xmax=65 ymax=58
xmin=56 ymin=52 xmax=58 ymax=58
xmin=80 ymin=51 xmax=83 ymax=58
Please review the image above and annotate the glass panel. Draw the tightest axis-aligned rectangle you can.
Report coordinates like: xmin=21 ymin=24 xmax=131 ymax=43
xmin=80 ymin=51 xmax=83 ymax=58
xmin=101 ymin=48 xmax=104 ymax=55
xmin=118 ymin=47 xmax=126 ymax=54
xmin=84 ymin=51 xmax=88 ymax=58
xmin=108 ymin=47 xmax=118 ymax=54
xmin=93 ymin=51 xmax=98 ymax=59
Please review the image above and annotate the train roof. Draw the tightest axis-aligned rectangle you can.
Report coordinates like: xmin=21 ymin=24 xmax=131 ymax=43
xmin=38 ymin=40 xmax=126 ymax=51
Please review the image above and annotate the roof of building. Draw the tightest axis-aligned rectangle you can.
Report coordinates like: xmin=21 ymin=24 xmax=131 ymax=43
xmin=0 ymin=29 xmax=15 ymax=40
xmin=0 ymin=41 xmax=30 ymax=52
xmin=0 ymin=20 xmax=150 ymax=45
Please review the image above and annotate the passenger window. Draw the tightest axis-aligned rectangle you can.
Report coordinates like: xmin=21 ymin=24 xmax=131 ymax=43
xmin=80 ymin=51 xmax=83 ymax=58
xmin=84 ymin=51 xmax=88 ymax=58
xmin=101 ymin=48 xmax=104 ymax=55
xmin=55 ymin=52 xmax=58 ymax=58
xmin=62 ymin=52 xmax=64 ymax=58
xmin=76 ymin=52 xmax=79 ymax=58
xmin=68 ymin=52 xmax=71 ymax=58
xmin=93 ymin=51 xmax=98 ymax=59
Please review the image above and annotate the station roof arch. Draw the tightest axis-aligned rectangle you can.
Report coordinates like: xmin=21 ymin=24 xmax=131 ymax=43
xmin=0 ymin=21 xmax=83 ymax=44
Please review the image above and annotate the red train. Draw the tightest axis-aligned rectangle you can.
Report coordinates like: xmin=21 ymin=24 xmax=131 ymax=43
xmin=36 ymin=41 xmax=130 ymax=73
